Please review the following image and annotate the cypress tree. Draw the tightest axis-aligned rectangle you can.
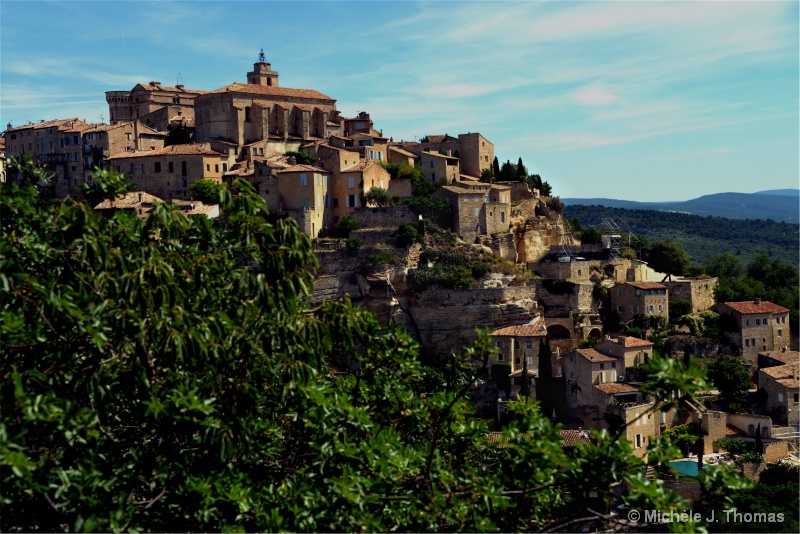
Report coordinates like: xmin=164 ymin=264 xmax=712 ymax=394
xmin=536 ymin=338 xmax=553 ymax=415
xmin=516 ymin=157 xmax=526 ymax=181
xmin=519 ymin=356 xmax=531 ymax=401
xmin=493 ymin=157 xmax=500 ymax=179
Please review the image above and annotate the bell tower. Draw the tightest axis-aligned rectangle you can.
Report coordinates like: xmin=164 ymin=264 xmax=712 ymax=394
xmin=247 ymin=49 xmax=279 ymax=87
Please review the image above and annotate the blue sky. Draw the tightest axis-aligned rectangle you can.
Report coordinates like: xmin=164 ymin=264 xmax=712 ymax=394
xmin=2 ymin=0 xmax=797 ymax=201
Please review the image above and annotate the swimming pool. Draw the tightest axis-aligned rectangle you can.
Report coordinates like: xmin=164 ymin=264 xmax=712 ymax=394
xmin=669 ymin=459 xmax=706 ymax=477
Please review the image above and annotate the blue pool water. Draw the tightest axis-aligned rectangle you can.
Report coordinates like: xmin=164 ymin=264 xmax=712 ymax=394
xmin=669 ymin=459 xmax=706 ymax=477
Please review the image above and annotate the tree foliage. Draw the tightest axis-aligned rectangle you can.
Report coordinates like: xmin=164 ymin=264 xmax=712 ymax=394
xmin=188 ymin=178 xmax=224 ymax=204
xmin=164 ymin=124 xmax=193 ymax=146
xmin=1 ymin=161 xmax=754 ymax=532
xmin=646 ymin=239 xmax=691 ymax=281
xmin=364 ymin=186 xmax=393 ymax=207
xmin=284 ymin=150 xmax=315 ymax=165
xmin=707 ymin=354 xmax=751 ymax=407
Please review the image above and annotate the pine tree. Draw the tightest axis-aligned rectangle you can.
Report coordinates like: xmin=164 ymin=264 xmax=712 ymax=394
xmin=493 ymin=156 xmax=500 ymax=179
xmin=516 ymin=157 xmax=527 ymax=181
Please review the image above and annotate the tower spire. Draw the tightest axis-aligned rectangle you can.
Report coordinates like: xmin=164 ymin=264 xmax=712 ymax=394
xmin=258 ymin=49 xmax=266 ymax=64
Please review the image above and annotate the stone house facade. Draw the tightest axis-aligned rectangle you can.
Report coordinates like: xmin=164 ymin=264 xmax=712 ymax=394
xmin=758 ymin=361 xmax=799 ymax=426
xmin=275 ymin=164 xmax=331 ymax=237
xmin=663 ymin=277 xmax=718 ymax=312
xmin=420 ymin=150 xmax=459 ymax=184
xmin=420 ymin=132 xmax=493 ymax=178
xmin=433 ymin=181 xmax=511 ymax=244
xmin=108 ymin=143 xmax=230 ymax=200
xmin=488 ymin=318 xmax=548 ymax=374
xmin=717 ymin=299 xmax=791 ymax=367
xmin=610 ymin=282 xmax=669 ymax=323
xmin=106 ymin=81 xmax=206 ymax=126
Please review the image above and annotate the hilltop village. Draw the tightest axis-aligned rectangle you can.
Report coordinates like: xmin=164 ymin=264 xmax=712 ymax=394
xmin=3 ymin=53 xmax=798 ymax=475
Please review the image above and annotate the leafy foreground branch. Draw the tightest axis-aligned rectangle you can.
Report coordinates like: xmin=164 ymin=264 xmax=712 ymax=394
xmin=1 ymin=165 xmax=749 ymax=532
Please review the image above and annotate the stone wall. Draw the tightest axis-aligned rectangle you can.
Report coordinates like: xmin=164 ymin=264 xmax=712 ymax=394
xmin=351 ymin=206 xmax=418 ymax=230
xmin=388 ymin=178 xmax=413 ymax=199
xmin=664 ymin=278 xmax=718 ymax=312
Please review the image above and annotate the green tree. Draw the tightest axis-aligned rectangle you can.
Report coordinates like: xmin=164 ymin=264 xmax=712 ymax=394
xmin=707 ymin=354 xmax=751 ymax=407
xmin=480 ymin=168 xmax=494 ymax=184
xmin=284 ymin=150 xmax=315 ymax=164
xmin=396 ymin=222 xmax=421 ymax=247
xmin=516 ymin=157 xmax=527 ymax=181
xmin=188 ymin=178 xmax=224 ymax=204
xmin=79 ymin=166 xmax=136 ymax=207
xmin=519 ymin=356 xmax=531 ymax=401
xmin=1 ymin=160 xmax=753 ymax=532
xmin=540 ymin=181 xmax=553 ymax=197
xmin=492 ymin=156 xmax=500 ymax=178
xmin=646 ymin=239 xmax=691 ymax=281
xmin=364 ymin=186 xmax=393 ymax=207
xmin=164 ymin=124 xmax=193 ymax=146
xmin=536 ymin=337 xmax=553 ymax=416
xmin=336 ymin=214 xmax=361 ymax=237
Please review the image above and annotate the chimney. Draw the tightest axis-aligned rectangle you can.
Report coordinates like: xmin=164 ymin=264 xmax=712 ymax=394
xmin=150 ymin=81 xmax=161 ymax=87
xmin=138 ymin=192 xmax=142 ymax=202
xmin=754 ymin=298 xmax=762 ymax=305
xmin=287 ymin=156 xmax=296 ymax=165
xmin=617 ymin=336 xmax=626 ymax=345
xmin=782 ymin=347 xmax=787 ymax=353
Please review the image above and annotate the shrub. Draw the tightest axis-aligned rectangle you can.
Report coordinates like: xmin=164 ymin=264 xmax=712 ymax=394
xmin=345 ymin=237 xmax=362 ymax=252
xmin=669 ymin=298 xmax=693 ymax=318
xmin=396 ymin=223 xmax=421 ymax=247
xmin=542 ymin=279 xmax=576 ymax=294
xmin=188 ymin=179 xmax=224 ymax=204
xmin=737 ymin=451 xmax=765 ymax=464
xmin=367 ymin=252 xmax=401 ymax=265
xmin=337 ymin=215 xmax=361 ymax=238
xmin=577 ymin=337 xmax=603 ymax=349
xmin=714 ymin=437 xmax=750 ymax=454
xmin=284 ymin=150 xmax=315 ymax=164
xmin=364 ymin=187 xmax=393 ymax=207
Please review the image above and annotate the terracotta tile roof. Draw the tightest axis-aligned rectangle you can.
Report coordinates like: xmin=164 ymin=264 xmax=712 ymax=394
xmin=423 ymin=134 xmax=457 ymax=144
xmin=758 ymin=350 xmax=800 ymax=365
xmin=170 ymin=199 xmax=218 ymax=217
xmin=210 ymin=82 xmax=335 ymax=101
xmin=343 ymin=161 xmax=375 ymax=172
xmin=575 ymin=348 xmax=618 ymax=363
xmin=595 ymin=337 xmax=653 ymax=352
xmin=62 ymin=123 xmax=96 ymax=133
xmin=388 ymin=146 xmax=417 ymax=158
xmin=594 ymin=383 xmax=638 ymax=394
xmin=725 ymin=425 xmax=743 ymax=437
xmin=276 ymin=164 xmax=326 ymax=174
xmin=94 ymin=191 xmax=163 ymax=214
xmin=490 ymin=318 xmax=547 ymax=338
xmin=623 ymin=282 xmax=667 ymax=290
xmin=7 ymin=118 xmax=85 ymax=132
xmin=760 ymin=362 xmax=800 ymax=380
xmin=777 ymin=378 xmax=800 ymax=388
xmin=489 ymin=184 xmax=511 ymax=191
xmin=486 ymin=432 xmax=531 ymax=448
xmin=135 ymin=83 xmax=207 ymax=94
xmin=439 ymin=185 xmax=482 ymax=195
xmin=459 ymin=174 xmax=480 ymax=181
xmin=109 ymin=143 xmax=224 ymax=159
xmin=559 ymin=429 xmax=591 ymax=447
xmin=722 ymin=300 xmax=791 ymax=315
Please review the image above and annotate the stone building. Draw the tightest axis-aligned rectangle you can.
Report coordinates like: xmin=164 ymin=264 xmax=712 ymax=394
xmin=663 ymin=277 xmax=718 ymax=312
xmin=106 ymin=81 xmax=206 ymax=127
xmin=610 ymin=281 xmax=669 ymax=323
xmin=717 ymin=299 xmax=791 ymax=368
xmin=592 ymin=336 xmax=654 ymax=374
xmin=488 ymin=318 xmax=548 ymax=374
xmin=0 ymin=136 xmax=5 ymax=183
xmin=433 ymin=181 xmax=511 ymax=245
xmin=108 ymin=143 xmax=230 ymax=200
xmin=275 ymin=164 xmax=330 ymax=237
xmin=420 ymin=132 xmax=493 ymax=178
xmin=420 ymin=150 xmax=459 ymax=183
xmin=758 ymin=361 xmax=799 ymax=426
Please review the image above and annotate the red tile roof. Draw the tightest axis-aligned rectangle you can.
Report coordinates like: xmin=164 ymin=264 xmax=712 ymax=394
xmin=388 ymin=146 xmax=417 ymax=158
xmin=94 ymin=191 xmax=163 ymax=214
xmin=722 ymin=300 xmax=790 ymax=315
xmin=134 ymin=83 xmax=207 ymax=94
xmin=575 ymin=348 xmax=618 ymax=363
xmin=109 ymin=143 xmax=224 ymax=159
xmin=759 ymin=362 xmax=800 ymax=380
xmin=624 ymin=282 xmax=667 ymax=290
xmin=594 ymin=383 xmax=638 ymax=394
xmin=559 ymin=429 xmax=591 ymax=447
xmin=758 ymin=350 xmax=800 ymax=365
xmin=490 ymin=318 xmax=547 ymax=338
xmin=595 ymin=337 xmax=653 ymax=350
xmin=276 ymin=164 xmax=326 ymax=174
xmin=7 ymin=118 xmax=86 ymax=132
xmin=210 ymin=82 xmax=335 ymax=101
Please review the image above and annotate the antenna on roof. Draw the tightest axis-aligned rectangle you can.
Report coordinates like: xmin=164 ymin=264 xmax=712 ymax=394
xmin=176 ymin=73 xmax=183 ymax=86
xmin=258 ymin=49 xmax=266 ymax=63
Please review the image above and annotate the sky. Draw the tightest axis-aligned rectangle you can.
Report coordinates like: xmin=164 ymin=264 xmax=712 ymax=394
xmin=1 ymin=0 xmax=798 ymax=201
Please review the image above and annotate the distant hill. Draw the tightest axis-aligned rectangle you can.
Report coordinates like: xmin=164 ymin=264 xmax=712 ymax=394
xmin=562 ymin=191 xmax=798 ymax=223
xmin=563 ymin=204 xmax=799 ymax=267
xmin=754 ymin=189 xmax=799 ymax=197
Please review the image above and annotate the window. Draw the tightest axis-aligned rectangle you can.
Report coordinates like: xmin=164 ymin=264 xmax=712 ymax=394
xmin=746 ymin=319 xmax=750 ymax=326
xmin=206 ymin=164 xmax=210 ymax=171
xmin=648 ymin=305 xmax=654 ymax=313
xmin=527 ymin=356 xmax=534 ymax=365
xmin=130 ymin=164 xmax=135 ymax=174
xmin=632 ymin=305 xmax=639 ymax=314
xmin=168 ymin=162 xmax=174 ymax=173
xmin=333 ymin=198 xmax=339 ymax=208
xmin=181 ymin=161 xmax=187 ymax=176
xmin=496 ymin=341 xmax=504 ymax=349
xmin=300 ymin=173 xmax=308 ymax=186
xmin=316 ymin=175 xmax=321 ymax=186
xmin=300 ymin=197 xmax=308 ymax=208
xmin=778 ymin=393 xmax=785 ymax=402
xmin=778 ymin=330 xmax=782 ymax=337
xmin=755 ymin=318 xmax=761 ymax=326
xmin=526 ymin=342 xmax=532 ymax=349
xmin=369 ymin=150 xmax=374 ymax=159
xmin=620 ymin=287 xmax=626 ymax=296
xmin=745 ymin=339 xmax=750 ymax=347
xmin=635 ymin=434 xmax=642 ymax=448
xmin=600 ymin=363 xmax=605 ymax=370
xmin=658 ymin=304 xmax=663 ymax=312
xmin=430 ymin=173 xmax=436 ymax=181
xmin=348 ymin=176 xmax=355 ymax=188
xmin=347 ymin=194 xmax=358 ymax=208
xmin=515 ymin=358 xmax=520 ymax=365
xmin=474 ymin=208 xmax=479 ymax=216
xmin=794 ymin=393 xmax=799 ymax=403
xmin=141 ymin=164 xmax=146 ymax=174
xmin=222 ymin=163 xmax=227 ymax=172
xmin=244 ymin=106 xmax=251 ymax=122
xmin=611 ymin=361 xmax=616 ymax=368
xmin=429 ymin=161 xmax=435 ymax=168
xmin=154 ymin=162 xmax=161 ymax=173
xmin=215 ymin=164 xmax=219 ymax=173
xmin=126 ymin=133 xmax=132 ymax=141
xmin=618 ymin=306 xmax=624 ymax=313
